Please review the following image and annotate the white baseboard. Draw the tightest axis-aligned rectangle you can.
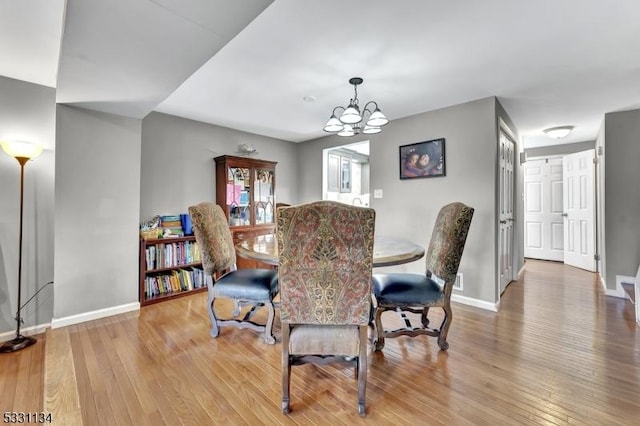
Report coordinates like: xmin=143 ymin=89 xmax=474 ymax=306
xmin=51 ymin=302 xmax=140 ymax=329
xmin=605 ymin=287 xmax=626 ymax=298
xmin=617 ymin=275 xmax=635 ymax=286
xmin=0 ymin=323 xmax=51 ymax=343
xmin=451 ymin=294 xmax=498 ymax=312
xmin=606 ymin=275 xmax=633 ymax=299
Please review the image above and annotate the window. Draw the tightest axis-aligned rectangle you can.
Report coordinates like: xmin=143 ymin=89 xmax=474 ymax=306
xmin=340 ymin=156 xmax=351 ymax=193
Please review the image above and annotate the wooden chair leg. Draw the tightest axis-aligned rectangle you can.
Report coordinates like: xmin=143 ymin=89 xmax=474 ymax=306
xmin=281 ymin=324 xmax=291 ymax=414
xmin=232 ymin=299 xmax=241 ymax=316
xmin=264 ymin=302 xmax=276 ymax=345
xmin=421 ymin=307 xmax=430 ymax=327
xmin=437 ymin=305 xmax=452 ymax=351
xmin=373 ymin=307 xmax=386 ymax=351
xmin=206 ymin=276 xmax=220 ymax=338
xmin=357 ymin=325 xmax=367 ymax=416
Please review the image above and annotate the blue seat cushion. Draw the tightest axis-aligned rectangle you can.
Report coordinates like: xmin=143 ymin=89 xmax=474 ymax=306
xmin=373 ymin=273 xmax=444 ymax=306
xmin=214 ymin=268 xmax=278 ymax=301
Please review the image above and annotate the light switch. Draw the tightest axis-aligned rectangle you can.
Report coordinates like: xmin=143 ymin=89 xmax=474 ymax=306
xmin=373 ymin=189 xmax=383 ymax=198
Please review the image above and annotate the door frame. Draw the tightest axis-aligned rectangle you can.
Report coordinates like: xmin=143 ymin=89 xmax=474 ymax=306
xmin=522 ymin=150 xmax=599 ymax=273
xmin=497 ymin=118 xmax=517 ymax=300
xmin=562 ymin=149 xmax=597 ymax=272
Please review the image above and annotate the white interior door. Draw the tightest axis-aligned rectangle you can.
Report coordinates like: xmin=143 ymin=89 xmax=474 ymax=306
xmin=524 ymin=158 xmax=564 ymax=261
xmin=498 ymin=129 xmax=515 ymax=294
xmin=563 ymin=150 xmax=596 ymax=272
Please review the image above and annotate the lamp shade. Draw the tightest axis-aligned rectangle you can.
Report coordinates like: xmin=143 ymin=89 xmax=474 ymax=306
xmin=340 ymin=104 xmax=362 ymax=124
xmin=1 ymin=141 xmax=43 ymax=159
xmin=337 ymin=124 xmax=355 ymax=137
xmin=362 ymin=125 xmax=382 ymax=134
xmin=366 ymin=109 xmax=388 ymax=127
xmin=323 ymin=115 xmax=344 ymax=132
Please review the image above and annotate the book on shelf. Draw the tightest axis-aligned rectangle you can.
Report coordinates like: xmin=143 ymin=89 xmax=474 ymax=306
xmin=144 ymin=239 xmax=201 ymax=270
xmin=144 ymin=266 xmax=205 ymax=299
xmin=161 ymin=220 xmax=181 ymax=227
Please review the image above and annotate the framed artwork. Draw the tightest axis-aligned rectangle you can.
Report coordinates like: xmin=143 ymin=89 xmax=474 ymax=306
xmin=399 ymin=138 xmax=446 ymax=179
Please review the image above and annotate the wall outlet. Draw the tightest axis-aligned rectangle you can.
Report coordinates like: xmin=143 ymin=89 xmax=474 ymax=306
xmin=373 ymin=189 xmax=383 ymax=198
xmin=453 ymin=272 xmax=463 ymax=291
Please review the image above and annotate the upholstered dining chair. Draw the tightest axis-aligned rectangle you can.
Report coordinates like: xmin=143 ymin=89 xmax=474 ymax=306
xmin=276 ymin=201 xmax=376 ymax=416
xmin=188 ymin=202 xmax=279 ymax=344
xmin=372 ymin=202 xmax=474 ymax=351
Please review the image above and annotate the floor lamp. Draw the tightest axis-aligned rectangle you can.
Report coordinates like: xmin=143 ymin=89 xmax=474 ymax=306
xmin=0 ymin=140 xmax=42 ymax=353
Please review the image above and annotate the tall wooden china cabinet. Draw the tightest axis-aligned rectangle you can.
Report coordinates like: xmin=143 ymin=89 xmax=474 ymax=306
xmin=214 ymin=155 xmax=277 ymax=269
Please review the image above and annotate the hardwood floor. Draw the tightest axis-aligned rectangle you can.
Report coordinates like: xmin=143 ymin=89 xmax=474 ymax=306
xmin=2 ymin=259 xmax=639 ymax=425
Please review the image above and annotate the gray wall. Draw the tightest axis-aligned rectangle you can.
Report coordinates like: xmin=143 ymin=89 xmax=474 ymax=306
xmin=140 ymin=112 xmax=298 ymax=220
xmin=0 ymin=76 xmax=55 ymax=334
xmin=54 ymin=105 xmax=142 ymax=318
xmin=602 ymin=109 xmax=640 ymax=288
xmin=297 ymin=97 xmax=511 ymax=304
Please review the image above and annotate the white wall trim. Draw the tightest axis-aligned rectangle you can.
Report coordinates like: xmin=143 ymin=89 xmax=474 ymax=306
xmin=599 ymin=273 xmax=606 ymax=291
xmin=0 ymin=323 xmax=51 ymax=343
xmin=51 ymin=302 xmax=140 ymax=329
xmin=604 ymin=275 xmax=631 ymax=298
xmin=452 ymin=294 xmax=498 ymax=312
xmin=613 ymin=271 xmax=639 ymax=327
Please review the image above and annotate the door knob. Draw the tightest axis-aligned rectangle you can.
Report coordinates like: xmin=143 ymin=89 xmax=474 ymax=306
xmin=500 ymin=219 xmax=507 ymax=224
xmin=561 ymin=213 xmax=568 ymax=217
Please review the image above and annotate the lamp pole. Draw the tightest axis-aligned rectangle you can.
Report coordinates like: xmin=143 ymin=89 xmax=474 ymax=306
xmin=0 ymin=152 xmax=38 ymax=352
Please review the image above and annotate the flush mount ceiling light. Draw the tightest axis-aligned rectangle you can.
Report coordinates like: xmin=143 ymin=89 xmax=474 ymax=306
xmin=543 ymin=125 xmax=575 ymax=139
xmin=323 ymin=77 xmax=389 ymax=137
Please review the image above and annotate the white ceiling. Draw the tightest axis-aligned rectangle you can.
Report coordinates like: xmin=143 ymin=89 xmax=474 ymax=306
xmin=2 ymin=0 xmax=640 ymax=148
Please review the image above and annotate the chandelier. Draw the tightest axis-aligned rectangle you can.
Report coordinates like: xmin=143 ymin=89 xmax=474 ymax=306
xmin=323 ymin=77 xmax=389 ymax=137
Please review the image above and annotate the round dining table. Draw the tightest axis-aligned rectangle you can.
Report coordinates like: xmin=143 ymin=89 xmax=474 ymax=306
xmin=235 ymin=234 xmax=425 ymax=268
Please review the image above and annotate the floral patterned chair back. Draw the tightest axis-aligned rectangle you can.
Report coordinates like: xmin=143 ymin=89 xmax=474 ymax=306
xmin=276 ymin=200 xmax=375 ymax=416
xmin=188 ymin=202 xmax=236 ymax=274
xmin=425 ymin=202 xmax=475 ymax=290
xmin=277 ymin=201 xmax=375 ymax=325
xmin=188 ymin=202 xmax=278 ymax=345
xmin=372 ymin=202 xmax=474 ymax=352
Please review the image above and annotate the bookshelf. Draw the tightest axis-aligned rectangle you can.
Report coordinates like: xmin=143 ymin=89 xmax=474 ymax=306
xmin=139 ymin=235 xmax=206 ymax=306
xmin=214 ymin=155 xmax=277 ymax=269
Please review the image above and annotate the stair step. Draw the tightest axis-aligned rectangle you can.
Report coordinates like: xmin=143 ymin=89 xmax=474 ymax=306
xmin=621 ymin=282 xmax=635 ymax=304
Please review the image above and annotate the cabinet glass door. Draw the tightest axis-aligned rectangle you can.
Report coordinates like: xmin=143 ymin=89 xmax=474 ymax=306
xmin=227 ymin=167 xmax=251 ymax=227
xmin=254 ymin=169 xmax=274 ymax=225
